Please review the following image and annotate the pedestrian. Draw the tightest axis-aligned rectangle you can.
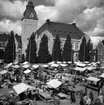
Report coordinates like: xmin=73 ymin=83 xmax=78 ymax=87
xmin=53 ymin=94 xmax=60 ymax=105
xmin=80 ymin=98 xmax=86 ymax=105
xmin=89 ymin=91 xmax=94 ymax=102
xmin=98 ymin=93 xmax=104 ymax=104
xmin=94 ymin=98 xmax=102 ymax=105
xmin=71 ymin=92 xmax=76 ymax=103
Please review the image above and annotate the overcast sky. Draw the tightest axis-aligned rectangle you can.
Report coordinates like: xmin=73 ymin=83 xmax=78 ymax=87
xmin=0 ymin=0 xmax=104 ymax=45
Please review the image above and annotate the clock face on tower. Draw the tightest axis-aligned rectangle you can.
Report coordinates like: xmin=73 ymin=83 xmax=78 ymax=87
xmin=29 ymin=13 xmax=34 ymax=19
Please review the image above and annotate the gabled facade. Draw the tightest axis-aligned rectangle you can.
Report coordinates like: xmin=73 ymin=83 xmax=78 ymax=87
xmin=93 ymin=40 xmax=104 ymax=62
xmin=36 ymin=19 xmax=86 ymax=61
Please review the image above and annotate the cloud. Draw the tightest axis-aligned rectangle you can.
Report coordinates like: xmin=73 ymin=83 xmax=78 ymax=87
xmin=36 ymin=0 xmax=104 ymax=28
xmin=0 ymin=0 xmax=104 ymax=43
xmin=0 ymin=19 xmax=21 ymax=34
xmin=35 ymin=0 xmax=104 ymax=46
xmin=0 ymin=0 xmax=27 ymax=21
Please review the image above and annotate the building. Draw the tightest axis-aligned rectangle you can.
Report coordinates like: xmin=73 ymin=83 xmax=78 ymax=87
xmin=0 ymin=32 xmax=22 ymax=61
xmin=21 ymin=1 xmax=91 ymax=61
xmin=0 ymin=1 xmax=90 ymax=62
xmin=36 ymin=19 xmax=87 ymax=61
xmin=93 ymin=40 xmax=104 ymax=62
xmin=21 ymin=1 xmax=38 ymax=56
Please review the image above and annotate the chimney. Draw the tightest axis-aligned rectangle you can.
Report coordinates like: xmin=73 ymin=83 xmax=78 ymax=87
xmin=72 ymin=23 xmax=76 ymax=26
xmin=46 ymin=19 xmax=50 ymax=23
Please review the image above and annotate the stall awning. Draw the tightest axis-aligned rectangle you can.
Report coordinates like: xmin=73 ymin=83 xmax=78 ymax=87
xmin=60 ymin=64 xmax=67 ymax=67
xmin=42 ymin=64 xmax=49 ymax=68
xmin=32 ymin=65 xmax=39 ymax=69
xmin=24 ymin=69 xmax=31 ymax=74
xmin=12 ymin=65 xmax=20 ymax=69
xmin=22 ymin=61 xmax=29 ymax=65
xmin=86 ymin=66 xmax=94 ymax=71
xmin=87 ymin=77 xmax=100 ymax=82
xmin=74 ymin=67 xmax=86 ymax=72
xmin=13 ymin=83 xmax=35 ymax=95
xmin=0 ymin=70 xmax=8 ymax=75
xmin=75 ymin=62 xmax=86 ymax=67
xmin=50 ymin=64 xmax=59 ymax=67
xmin=5 ymin=63 xmax=13 ymax=69
xmin=57 ymin=61 xmax=62 ymax=64
xmin=99 ymin=73 xmax=104 ymax=78
xmin=22 ymin=64 xmax=30 ymax=68
xmin=46 ymin=79 xmax=62 ymax=88
xmin=48 ymin=61 xmax=55 ymax=65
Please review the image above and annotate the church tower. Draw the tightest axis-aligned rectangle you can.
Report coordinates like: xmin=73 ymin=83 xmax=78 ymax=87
xmin=21 ymin=1 xmax=38 ymax=56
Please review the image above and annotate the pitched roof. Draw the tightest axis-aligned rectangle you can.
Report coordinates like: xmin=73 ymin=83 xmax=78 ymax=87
xmin=0 ymin=32 xmax=22 ymax=44
xmin=37 ymin=19 xmax=85 ymax=39
xmin=93 ymin=40 xmax=104 ymax=49
xmin=22 ymin=1 xmax=38 ymax=20
xmin=0 ymin=32 xmax=9 ymax=42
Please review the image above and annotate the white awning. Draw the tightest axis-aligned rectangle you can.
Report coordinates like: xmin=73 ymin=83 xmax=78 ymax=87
xmin=22 ymin=64 xmax=30 ymax=68
xmin=0 ymin=70 xmax=8 ymax=75
xmin=86 ymin=66 xmax=94 ymax=71
xmin=99 ymin=73 xmax=104 ymax=78
xmin=32 ymin=65 xmax=39 ymax=69
xmin=68 ymin=61 xmax=72 ymax=64
xmin=12 ymin=65 xmax=20 ymax=69
xmin=5 ymin=63 xmax=13 ymax=69
xmin=60 ymin=64 xmax=67 ymax=67
xmin=50 ymin=64 xmax=59 ymax=67
xmin=46 ymin=79 xmax=62 ymax=88
xmin=87 ymin=77 xmax=100 ymax=82
xmin=48 ymin=61 xmax=55 ymax=65
xmin=74 ymin=67 xmax=86 ymax=72
xmin=57 ymin=61 xmax=62 ymax=64
xmin=13 ymin=83 xmax=35 ymax=95
xmin=22 ymin=61 xmax=29 ymax=65
xmin=63 ymin=61 xmax=67 ymax=64
xmin=24 ymin=69 xmax=31 ymax=74
xmin=42 ymin=64 xmax=49 ymax=68
xmin=75 ymin=62 xmax=86 ymax=67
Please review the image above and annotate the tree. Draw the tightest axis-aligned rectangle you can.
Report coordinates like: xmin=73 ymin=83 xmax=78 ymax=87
xmin=79 ymin=36 xmax=86 ymax=62
xmin=52 ymin=34 xmax=62 ymax=61
xmin=4 ymin=31 xmax=16 ymax=63
xmin=95 ymin=48 xmax=98 ymax=62
xmin=85 ymin=39 xmax=93 ymax=61
xmin=63 ymin=34 xmax=72 ymax=61
xmin=26 ymin=32 xmax=37 ymax=63
xmin=38 ymin=34 xmax=51 ymax=63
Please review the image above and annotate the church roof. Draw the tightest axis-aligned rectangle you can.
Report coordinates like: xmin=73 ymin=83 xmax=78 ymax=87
xmin=37 ymin=19 xmax=85 ymax=39
xmin=22 ymin=1 xmax=38 ymax=20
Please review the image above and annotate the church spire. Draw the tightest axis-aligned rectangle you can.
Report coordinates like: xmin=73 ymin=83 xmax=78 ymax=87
xmin=22 ymin=1 xmax=38 ymax=20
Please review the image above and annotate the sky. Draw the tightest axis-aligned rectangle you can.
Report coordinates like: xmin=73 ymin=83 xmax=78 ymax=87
xmin=0 ymin=0 xmax=104 ymax=45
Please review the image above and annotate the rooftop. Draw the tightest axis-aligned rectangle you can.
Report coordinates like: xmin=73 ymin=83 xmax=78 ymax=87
xmin=37 ymin=19 xmax=85 ymax=39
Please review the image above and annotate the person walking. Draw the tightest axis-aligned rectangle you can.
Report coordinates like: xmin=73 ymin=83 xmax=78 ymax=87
xmin=98 ymin=93 xmax=104 ymax=104
xmin=53 ymin=94 xmax=60 ymax=105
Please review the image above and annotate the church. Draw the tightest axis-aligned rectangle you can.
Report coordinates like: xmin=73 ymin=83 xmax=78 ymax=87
xmin=21 ymin=1 xmax=89 ymax=61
